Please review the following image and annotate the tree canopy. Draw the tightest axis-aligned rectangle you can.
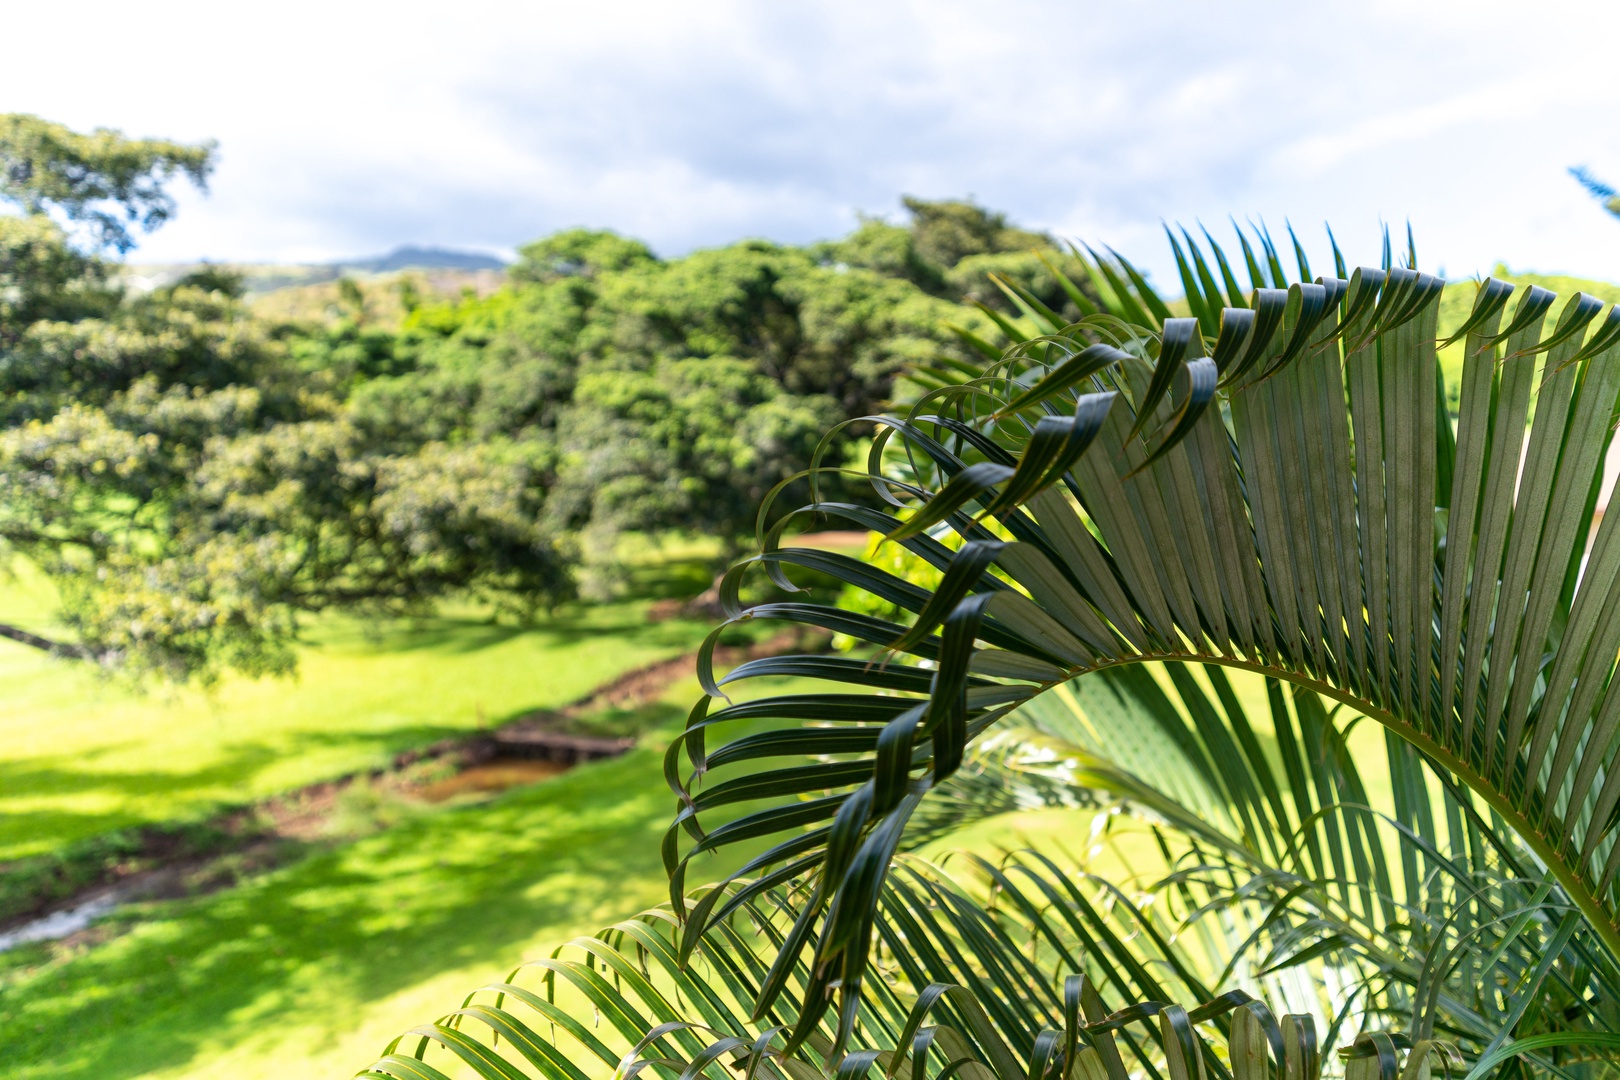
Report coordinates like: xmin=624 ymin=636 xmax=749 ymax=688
xmin=0 ymin=117 xmax=1077 ymax=681
xmin=0 ymin=113 xmax=214 ymax=254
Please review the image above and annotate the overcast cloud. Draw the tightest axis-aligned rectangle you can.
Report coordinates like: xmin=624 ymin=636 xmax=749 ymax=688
xmin=4 ymin=0 xmax=1619 ymax=287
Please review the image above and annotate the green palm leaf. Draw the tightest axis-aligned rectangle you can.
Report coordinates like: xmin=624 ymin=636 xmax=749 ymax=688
xmin=919 ymin=666 xmax=1620 ymax=1058
xmin=669 ymin=228 xmax=1620 ymax=1057
xmin=361 ymin=825 xmax=1581 ymax=1080
xmin=358 ymin=852 xmax=1358 ymax=1080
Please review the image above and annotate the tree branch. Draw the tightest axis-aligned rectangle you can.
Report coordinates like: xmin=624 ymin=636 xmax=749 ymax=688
xmin=0 ymin=622 xmax=88 ymax=659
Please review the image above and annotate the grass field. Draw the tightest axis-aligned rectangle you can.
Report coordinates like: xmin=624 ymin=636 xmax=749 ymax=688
xmin=0 ymin=660 xmax=1381 ymax=1080
xmin=0 ymin=669 xmax=832 ymax=1080
xmin=0 ymin=695 xmax=697 ymax=1078
xmin=0 ymin=665 xmax=1123 ymax=1080
xmin=0 ymin=544 xmax=731 ymax=862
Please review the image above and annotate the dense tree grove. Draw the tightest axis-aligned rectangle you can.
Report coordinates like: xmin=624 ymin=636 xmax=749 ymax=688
xmin=331 ymin=203 xmax=1100 ymax=568
xmin=0 ymin=113 xmax=1100 ymax=680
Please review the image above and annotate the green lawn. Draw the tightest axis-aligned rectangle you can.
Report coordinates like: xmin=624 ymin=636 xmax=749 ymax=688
xmin=0 ymin=719 xmax=685 ymax=1078
xmin=0 ymin=673 xmax=785 ymax=1080
xmin=0 ymin=671 xmax=1109 ymax=1080
xmin=0 ymin=581 xmax=717 ymax=862
xmin=0 ymin=661 xmax=1383 ymax=1080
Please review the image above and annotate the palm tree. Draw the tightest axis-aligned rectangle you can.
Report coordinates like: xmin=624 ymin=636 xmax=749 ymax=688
xmin=359 ymin=227 xmax=1620 ymax=1079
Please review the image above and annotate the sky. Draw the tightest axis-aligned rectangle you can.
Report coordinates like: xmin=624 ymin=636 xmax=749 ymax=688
xmin=4 ymin=0 xmax=1619 ymax=288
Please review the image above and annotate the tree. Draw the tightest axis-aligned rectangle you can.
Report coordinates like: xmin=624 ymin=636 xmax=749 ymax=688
xmin=902 ymin=195 xmax=1051 ymax=272
xmin=0 ymin=113 xmax=214 ymax=254
xmin=350 ymin=230 xmax=994 ymax=578
xmin=816 ymin=196 xmax=1102 ymax=321
xmin=355 ymin=229 xmax=1620 ymax=1078
xmin=0 ymin=116 xmax=574 ymax=680
xmin=0 ymin=159 xmax=1105 ymax=678
xmin=0 ymin=114 xmax=212 ymax=360
xmin=0 ymin=269 xmax=573 ymax=680
xmin=508 ymin=227 xmax=657 ymax=282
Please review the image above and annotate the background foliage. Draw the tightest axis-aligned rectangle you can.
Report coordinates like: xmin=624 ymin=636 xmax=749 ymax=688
xmin=0 ymin=113 xmax=1110 ymax=680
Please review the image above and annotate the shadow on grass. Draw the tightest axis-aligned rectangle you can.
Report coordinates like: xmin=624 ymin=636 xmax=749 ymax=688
xmin=314 ymin=604 xmax=710 ymax=657
xmin=625 ymin=557 xmax=721 ymax=599
xmin=0 ymin=725 xmax=471 ymax=850
xmin=0 ymin=745 xmax=703 ymax=1079
xmin=0 ymin=606 xmax=714 ymax=855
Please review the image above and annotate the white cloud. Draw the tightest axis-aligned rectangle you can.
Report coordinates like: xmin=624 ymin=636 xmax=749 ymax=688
xmin=3 ymin=0 xmax=1619 ymax=287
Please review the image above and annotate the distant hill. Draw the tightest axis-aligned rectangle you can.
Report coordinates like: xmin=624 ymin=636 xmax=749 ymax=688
xmin=248 ymin=266 xmax=504 ymax=325
xmin=123 ymin=246 xmax=509 ymax=296
xmin=341 ymin=246 xmax=507 ymax=273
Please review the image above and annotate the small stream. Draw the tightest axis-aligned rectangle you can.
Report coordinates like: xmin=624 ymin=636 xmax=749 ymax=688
xmin=0 ymin=892 xmax=123 ymax=952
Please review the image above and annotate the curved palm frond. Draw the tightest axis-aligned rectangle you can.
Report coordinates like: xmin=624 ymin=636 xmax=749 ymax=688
xmin=918 ymin=665 xmax=1620 ymax=1065
xmin=666 ymin=225 xmax=1620 ymax=1058
xmin=358 ymin=847 xmax=1370 ymax=1080
xmin=360 ymin=826 xmax=1588 ymax=1080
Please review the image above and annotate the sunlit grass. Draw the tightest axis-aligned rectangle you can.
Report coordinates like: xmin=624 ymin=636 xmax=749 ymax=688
xmin=0 ymin=672 xmax=808 ymax=1080
xmin=0 ymin=662 xmax=1411 ymax=1080
xmin=0 ymin=560 xmax=723 ymax=861
xmin=0 ymin=728 xmax=688 ymax=1079
xmin=0 ymin=667 xmax=1120 ymax=1080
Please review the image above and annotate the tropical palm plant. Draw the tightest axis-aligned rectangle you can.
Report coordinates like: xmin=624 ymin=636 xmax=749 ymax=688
xmin=359 ymin=225 xmax=1620 ymax=1079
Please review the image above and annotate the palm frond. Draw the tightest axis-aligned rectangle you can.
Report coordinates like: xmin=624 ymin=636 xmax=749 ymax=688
xmin=359 ymin=831 xmax=1597 ymax=1080
xmin=918 ymin=667 xmax=1620 ymax=1063
xmin=357 ymin=852 xmax=1385 ymax=1080
xmin=670 ymin=225 xmax=1620 ymax=1059
xmin=1571 ymin=167 xmax=1620 ymax=220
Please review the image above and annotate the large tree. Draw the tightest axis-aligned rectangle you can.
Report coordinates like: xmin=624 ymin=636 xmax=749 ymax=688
xmin=0 ymin=122 xmax=1074 ymax=679
xmin=345 ymin=234 xmax=973 ymax=595
xmin=348 ymin=203 xmax=1086 ymax=583
xmin=0 ymin=116 xmax=572 ymax=680
xmin=0 ymin=113 xmax=214 ymax=256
